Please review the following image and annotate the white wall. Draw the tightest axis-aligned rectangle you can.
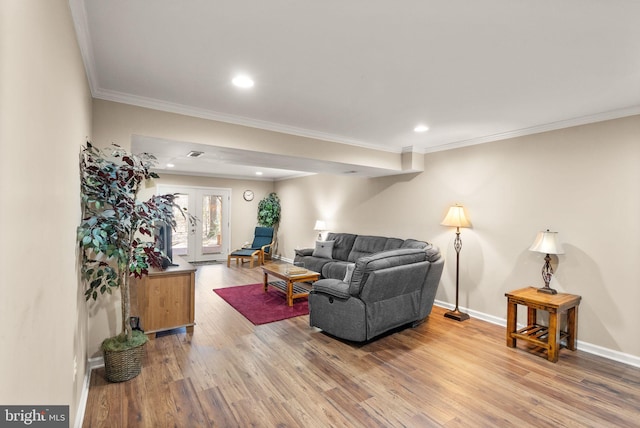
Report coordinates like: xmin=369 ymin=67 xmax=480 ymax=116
xmin=275 ymin=115 xmax=640 ymax=360
xmin=0 ymin=0 xmax=92 ymax=426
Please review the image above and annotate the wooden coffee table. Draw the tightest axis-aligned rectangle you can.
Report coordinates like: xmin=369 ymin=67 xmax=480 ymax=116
xmin=261 ymin=263 xmax=320 ymax=306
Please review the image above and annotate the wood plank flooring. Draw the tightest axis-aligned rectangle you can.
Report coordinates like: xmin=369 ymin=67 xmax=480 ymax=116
xmin=83 ymin=261 xmax=640 ymax=427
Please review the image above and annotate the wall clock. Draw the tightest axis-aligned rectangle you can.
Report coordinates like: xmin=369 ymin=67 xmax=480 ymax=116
xmin=243 ymin=190 xmax=254 ymax=201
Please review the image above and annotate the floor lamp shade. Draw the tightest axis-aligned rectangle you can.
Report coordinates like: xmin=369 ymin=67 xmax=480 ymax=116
xmin=441 ymin=205 xmax=471 ymax=229
xmin=441 ymin=204 xmax=471 ymax=321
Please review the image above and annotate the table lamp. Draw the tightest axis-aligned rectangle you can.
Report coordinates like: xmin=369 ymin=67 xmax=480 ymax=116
xmin=314 ymin=220 xmax=326 ymax=240
xmin=441 ymin=204 xmax=471 ymax=321
xmin=529 ymin=229 xmax=564 ymax=294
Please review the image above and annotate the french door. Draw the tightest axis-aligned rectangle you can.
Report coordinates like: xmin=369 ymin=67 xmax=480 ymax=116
xmin=157 ymin=185 xmax=231 ymax=262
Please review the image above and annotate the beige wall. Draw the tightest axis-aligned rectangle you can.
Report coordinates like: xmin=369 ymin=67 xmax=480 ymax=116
xmin=275 ymin=115 xmax=640 ymax=359
xmin=0 ymin=0 xmax=92 ymax=426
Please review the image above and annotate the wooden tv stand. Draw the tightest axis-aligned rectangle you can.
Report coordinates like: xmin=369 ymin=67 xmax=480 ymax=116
xmin=131 ymin=257 xmax=196 ymax=339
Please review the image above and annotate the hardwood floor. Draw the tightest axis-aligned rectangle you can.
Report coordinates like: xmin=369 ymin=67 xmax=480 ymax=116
xmin=83 ymin=261 xmax=640 ymax=427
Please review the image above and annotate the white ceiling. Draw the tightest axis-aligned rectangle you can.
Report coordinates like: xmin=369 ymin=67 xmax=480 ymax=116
xmin=71 ymin=0 xmax=640 ymax=179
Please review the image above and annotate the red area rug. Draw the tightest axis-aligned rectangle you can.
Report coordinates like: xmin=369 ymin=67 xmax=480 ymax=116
xmin=213 ymin=283 xmax=309 ymax=325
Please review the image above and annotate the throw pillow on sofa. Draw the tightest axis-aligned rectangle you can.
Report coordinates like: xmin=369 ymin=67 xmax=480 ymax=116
xmin=313 ymin=240 xmax=335 ymax=259
xmin=343 ymin=263 xmax=355 ymax=283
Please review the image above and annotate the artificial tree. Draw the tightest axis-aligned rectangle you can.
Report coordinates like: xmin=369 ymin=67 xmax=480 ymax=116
xmin=78 ymin=142 xmax=194 ymax=381
xmin=257 ymin=192 xmax=281 ymax=227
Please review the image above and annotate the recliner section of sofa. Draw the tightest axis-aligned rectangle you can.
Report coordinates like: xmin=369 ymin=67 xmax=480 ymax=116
xmin=295 ymin=233 xmax=444 ymax=342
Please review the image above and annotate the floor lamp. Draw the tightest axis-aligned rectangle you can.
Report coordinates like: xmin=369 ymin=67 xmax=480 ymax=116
xmin=441 ymin=204 xmax=471 ymax=321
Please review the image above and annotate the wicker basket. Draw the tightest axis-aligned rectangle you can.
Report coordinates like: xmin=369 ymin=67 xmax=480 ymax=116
xmin=103 ymin=342 xmax=146 ymax=382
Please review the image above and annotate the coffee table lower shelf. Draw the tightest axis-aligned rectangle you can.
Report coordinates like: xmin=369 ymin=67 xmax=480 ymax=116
xmin=267 ymin=280 xmax=311 ymax=304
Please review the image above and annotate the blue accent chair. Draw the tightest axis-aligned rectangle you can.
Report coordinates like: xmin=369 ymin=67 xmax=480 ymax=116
xmin=227 ymin=227 xmax=274 ymax=268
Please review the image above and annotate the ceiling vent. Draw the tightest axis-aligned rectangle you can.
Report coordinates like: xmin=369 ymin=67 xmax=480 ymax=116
xmin=186 ymin=150 xmax=204 ymax=158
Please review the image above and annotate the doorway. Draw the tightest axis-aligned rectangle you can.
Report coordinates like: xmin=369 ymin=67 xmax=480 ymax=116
xmin=157 ymin=185 xmax=231 ymax=263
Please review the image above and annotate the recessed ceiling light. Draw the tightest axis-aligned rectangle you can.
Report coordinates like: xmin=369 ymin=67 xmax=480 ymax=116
xmin=232 ymin=75 xmax=254 ymax=88
xmin=414 ymin=125 xmax=429 ymax=133
xmin=255 ymin=171 xmax=263 ymax=176
xmin=166 ymin=163 xmax=175 ymax=168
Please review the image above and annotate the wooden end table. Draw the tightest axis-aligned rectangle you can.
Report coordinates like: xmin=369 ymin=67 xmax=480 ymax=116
xmin=505 ymin=287 xmax=581 ymax=362
xmin=261 ymin=263 xmax=320 ymax=306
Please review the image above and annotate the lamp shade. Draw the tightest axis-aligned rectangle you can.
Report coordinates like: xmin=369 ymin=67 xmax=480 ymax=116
xmin=313 ymin=220 xmax=326 ymax=231
xmin=529 ymin=230 xmax=564 ymax=255
xmin=441 ymin=205 xmax=471 ymax=228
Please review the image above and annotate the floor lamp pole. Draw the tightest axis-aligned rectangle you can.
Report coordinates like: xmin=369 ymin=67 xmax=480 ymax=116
xmin=445 ymin=227 xmax=470 ymax=321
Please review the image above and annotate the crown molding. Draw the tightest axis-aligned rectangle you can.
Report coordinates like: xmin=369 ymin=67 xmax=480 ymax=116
xmin=423 ymin=105 xmax=640 ymax=154
xmin=69 ymin=0 xmax=98 ymax=94
xmin=92 ymin=87 xmax=403 ymax=154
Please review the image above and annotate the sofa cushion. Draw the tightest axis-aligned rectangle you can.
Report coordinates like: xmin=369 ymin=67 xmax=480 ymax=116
xmin=347 ymin=235 xmax=390 ymax=262
xmin=326 ymin=233 xmax=357 ymax=261
xmin=313 ymin=240 xmax=334 ymax=259
xmin=383 ymin=238 xmax=404 ymax=251
xmin=321 ymin=260 xmax=353 ymax=281
xmin=349 ymin=248 xmax=427 ymax=296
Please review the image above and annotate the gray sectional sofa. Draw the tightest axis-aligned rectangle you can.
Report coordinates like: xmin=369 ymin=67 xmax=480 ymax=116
xmin=294 ymin=233 xmax=444 ymax=341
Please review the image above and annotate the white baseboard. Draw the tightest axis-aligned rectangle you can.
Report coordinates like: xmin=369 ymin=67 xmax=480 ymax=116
xmin=88 ymin=355 xmax=105 ymax=369
xmin=434 ymin=300 xmax=640 ymax=369
xmin=576 ymin=341 xmax=640 ymax=368
xmin=277 ymin=255 xmax=293 ymax=263
xmin=74 ymin=357 xmax=104 ymax=428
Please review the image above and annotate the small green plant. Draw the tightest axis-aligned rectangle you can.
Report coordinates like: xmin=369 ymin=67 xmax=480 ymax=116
xmin=257 ymin=192 xmax=281 ymax=227
xmin=78 ymin=143 xmax=195 ymax=344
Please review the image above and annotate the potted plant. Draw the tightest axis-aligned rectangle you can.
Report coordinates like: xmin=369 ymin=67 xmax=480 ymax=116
xmin=257 ymin=192 xmax=281 ymax=227
xmin=77 ymin=142 xmax=194 ymax=382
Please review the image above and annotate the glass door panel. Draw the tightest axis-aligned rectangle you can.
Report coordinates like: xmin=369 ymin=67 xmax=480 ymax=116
xmin=171 ymin=193 xmax=190 ymax=257
xmin=200 ymin=194 xmax=223 ymax=256
xmin=157 ymin=185 xmax=230 ymax=263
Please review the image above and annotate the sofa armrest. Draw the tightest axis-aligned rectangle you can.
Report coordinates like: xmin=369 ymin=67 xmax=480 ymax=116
xmin=295 ymin=248 xmax=314 ymax=257
xmin=311 ymin=278 xmax=350 ymax=299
